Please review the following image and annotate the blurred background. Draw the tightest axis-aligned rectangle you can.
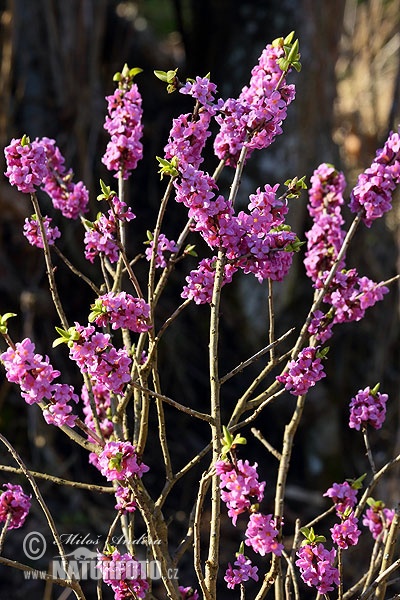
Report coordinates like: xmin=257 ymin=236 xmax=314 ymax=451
xmin=0 ymin=0 xmax=399 ymax=598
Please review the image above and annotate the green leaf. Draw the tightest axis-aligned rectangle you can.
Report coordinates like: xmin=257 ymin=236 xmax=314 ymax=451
xmin=0 ymin=313 xmax=17 ymax=335
xmin=97 ymin=179 xmax=115 ymax=202
xmin=156 ymin=156 xmax=179 ymax=179
xmin=371 ymin=382 xmax=380 ymax=396
xmin=53 ymin=326 xmax=80 ymax=348
xmin=184 ymin=244 xmax=197 ymax=257
xmin=154 ymin=70 xmax=169 ymax=82
xmin=316 ymin=346 xmax=330 ymax=359
xmin=348 ymin=473 xmax=366 ymax=490
xmin=20 ymin=134 xmax=30 ymax=147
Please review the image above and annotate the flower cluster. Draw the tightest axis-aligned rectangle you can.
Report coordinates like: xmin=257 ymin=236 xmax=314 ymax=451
xmin=215 ymin=459 xmax=265 ymax=525
xmin=164 ymin=77 xmax=221 ymax=172
xmin=84 ymin=197 xmax=135 ymax=264
xmin=295 ymin=543 xmax=339 ymax=594
xmin=97 ymin=549 xmax=149 ymax=599
xmin=349 ymin=128 xmax=400 ymax=226
xmin=214 ymin=43 xmax=295 ymax=167
xmin=320 ymin=269 xmax=388 ymax=325
xmin=276 ymin=346 xmax=326 ymax=396
xmin=0 ymin=483 xmax=31 ymax=530
xmin=0 ymin=338 xmax=77 ymax=427
xmin=304 ymin=163 xmax=346 ymax=284
xmin=330 ymin=513 xmax=361 ymax=549
xmin=42 ymin=383 xmax=78 ymax=428
xmin=145 ymin=233 xmax=179 ymax=268
xmin=349 ymin=385 xmax=388 ymax=431
xmin=90 ymin=292 xmax=151 ymax=333
xmin=245 ymin=512 xmax=283 ymax=556
xmin=363 ymin=504 xmax=395 ymax=540
xmin=98 ymin=441 xmax=149 ymax=482
xmin=182 ymin=258 xmax=236 ymax=305
xmin=224 ymin=553 xmax=259 ymax=589
xmin=304 ymin=162 xmax=390 ymax=342
xmin=115 ymin=486 xmax=137 ymax=514
xmin=69 ymin=324 xmax=132 ymax=394
xmin=323 ymin=481 xmax=358 ymax=516
xmin=4 ymin=137 xmax=48 ymax=194
xmin=23 ymin=215 xmax=61 ymax=248
xmin=40 ymin=137 xmax=89 ymax=219
xmin=102 ymin=69 xmax=144 ymax=179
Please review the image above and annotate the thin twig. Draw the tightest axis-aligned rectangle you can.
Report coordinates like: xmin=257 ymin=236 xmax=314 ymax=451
xmin=220 ymin=328 xmax=295 ymax=385
xmin=52 ymin=245 xmax=101 ymax=295
xmin=0 ymin=464 xmax=114 ymax=493
xmin=251 ymin=427 xmax=282 ymax=460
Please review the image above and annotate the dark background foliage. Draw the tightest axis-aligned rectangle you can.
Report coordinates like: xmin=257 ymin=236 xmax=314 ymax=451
xmin=0 ymin=1 xmax=399 ymax=598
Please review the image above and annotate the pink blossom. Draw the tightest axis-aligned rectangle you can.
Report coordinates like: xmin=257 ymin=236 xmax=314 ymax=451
xmin=91 ymin=292 xmax=151 ymax=333
xmin=23 ymin=215 xmax=61 ymax=248
xmin=214 ymin=43 xmax=295 ymax=167
xmin=349 ymin=386 xmax=388 ymax=431
xmin=304 ymin=163 xmax=346 ymax=284
xmin=102 ymin=83 xmax=143 ymax=179
xmin=363 ymin=505 xmax=395 ymax=540
xmin=4 ymin=137 xmax=48 ymax=194
xmin=145 ymin=234 xmax=179 ymax=268
xmin=98 ymin=441 xmax=149 ymax=481
xmin=40 ymin=137 xmax=89 ymax=219
xmin=1 ymin=338 xmax=60 ymax=404
xmin=42 ymin=383 xmax=78 ymax=428
xmin=323 ymin=481 xmax=358 ymax=516
xmin=330 ymin=513 xmax=361 ymax=549
xmin=349 ymin=129 xmax=400 ymax=226
xmin=115 ymin=486 xmax=137 ymax=513
xmin=295 ymin=543 xmax=339 ymax=594
xmin=216 ymin=459 xmax=265 ymax=525
xmin=97 ymin=549 xmax=149 ymax=598
xmin=178 ymin=586 xmax=199 ymax=600
xmin=0 ymin=484 xmax=31 ymax=529
xmin=244 ymin=512 xmax=283 ymax=556
xmin=276 ymin=346 xmax=326 ymax=396
xmin=224 ymin=554 xmax=259 ymax=589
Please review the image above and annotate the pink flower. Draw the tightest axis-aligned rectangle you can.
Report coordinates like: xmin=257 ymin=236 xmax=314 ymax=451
xmin=330 ymin=513 xmax=361 ymax=549
xmin=23 ymin=215 xmax=61 ymax=248
xmin=98 ymin=441 xmax=149 ymax=481
xmin=244 ymin=512 xmax=283 ymax=556
xmin=216 ymin=459 xmax=265 ymax=525
xmin=296 ymin=543 xmax=339 ymax=594
xmin=145 ymin=234 xmax=179 ymax=268
xmin=4 ymin=137 xmax=48 ymax=194
xmin=40 ymin=137 xmax=89 ymax=219
xmin=349 ymin=386 xmax=388 ymax=431
xmin=1 ymin=338 xmax=60 ymax=404
xmin=363 ymin=504 xmax=395 ymax=540
xmin=97 ymin=549 xmax=149 ymax=598
xmin=91 ymin=292 xmax=151 ymax=333
xmin=102 ymin=82 xmax=143 ymax=179
xmin=179 ymin=586 xmax=199 ymax=599
xmin=349 ymin=129 xmax=400 ymax=226
xmin=323 ymin=481 xmax=358 ymax=516
xmin=214 ymin=43 xmax=295 ymax=167
xmin=224 ymin=554 xmax=259 ymax=589
xmin=0 ymin=484 xmax=31 ymax=529
xmin=114 ymin=486 xmax=137 ymax=513
xmin=42 ymin=383 xmax=78 ymax=428
xmin=276 ymin=346 xmax=326 ymax=396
